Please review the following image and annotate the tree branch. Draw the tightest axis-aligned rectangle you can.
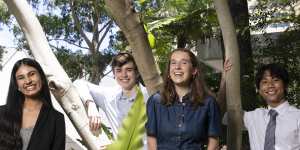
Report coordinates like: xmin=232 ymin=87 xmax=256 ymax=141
xmin=69 ymin=0 xmax=92 ymax=49
xmin=99 ymin=20 xmax=113 ymax=33
xmin=96 ymin=21 xmax=113 ymax=51
xmin=48 ymin=38 xmax=90 ymax=50
xmin=91 ymin=0 xmax=100 ymax=52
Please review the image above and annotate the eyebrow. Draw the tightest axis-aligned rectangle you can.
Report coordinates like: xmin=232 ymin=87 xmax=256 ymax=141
xmin=16 ymin=70 xmax=37 ymax=77
xmin=170 ymin=59 xmax=190 ymax=62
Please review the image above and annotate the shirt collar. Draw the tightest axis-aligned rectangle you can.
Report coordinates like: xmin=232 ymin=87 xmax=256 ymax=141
xmin=175 ymin=92 xmax=192 ymax=104
xmin=267 ymin=101 xmax=289 ymax=116
xmin=116 ymin=86 xmax=137 ymax=102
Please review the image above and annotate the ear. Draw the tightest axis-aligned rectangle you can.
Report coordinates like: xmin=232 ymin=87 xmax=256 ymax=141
xmin=192 ymin=68 xmax=198 ymax=75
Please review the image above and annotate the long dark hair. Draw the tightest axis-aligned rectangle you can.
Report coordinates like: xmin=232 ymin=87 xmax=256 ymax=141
xmin=161 ymin=48 xmax=211 ymax=106
xmin=0 ymin=58 xmax=53 ymax=150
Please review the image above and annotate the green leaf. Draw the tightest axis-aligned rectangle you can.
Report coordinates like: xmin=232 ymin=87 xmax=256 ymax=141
xmin=138 ymin=0 xmax=146 ymax=5
xmin=107 ymin=87 xmax=147 ymax=150
xmin=148 ymin=32 xmax=156 ymax=49
xmin=147 ymin=15 xmax=185 ymax=32
xmin=143 ymin=24 xmax=149 ymax=33
xmin=100 ymin=123 xmax=114 ymax=140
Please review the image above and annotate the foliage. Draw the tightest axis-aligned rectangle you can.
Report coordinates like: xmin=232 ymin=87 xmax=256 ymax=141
xmin=253 ymin=30 xmax=300 ymax=107
xmin=0 ymin=0 xmax=11 ymax=26
xmin=107 ymin=86 xmax=146 ymax=150
xmin=250 ymin=0 xmax=299 ymax=32
xmin=0 ymin=0 xmax=116 ymax=83
xmin=109 ymin=0 xmax=219 ymax=73
xmin=250 ymin=0 xmax=300 ymax=107
xmin=54 ymin=47 xmax=114 ymax=81
xmin=101 ymin=123 xmax=114 ymax=140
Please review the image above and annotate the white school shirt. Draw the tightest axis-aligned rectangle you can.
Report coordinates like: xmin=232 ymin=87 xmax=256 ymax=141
xmin=244 ymin=101 xmax=300 ymax=150
xmin=73 ymin=79 xmax=149 ymax=138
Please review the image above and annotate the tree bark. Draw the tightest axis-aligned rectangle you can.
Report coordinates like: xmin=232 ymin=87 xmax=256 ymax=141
xmin=228 ymin=0 xmax=256 ymax=111
xmin=213 ymin=0 xmax=243 ymax=149
xmin=4 ymin=0 xmax=100 ymax=149
xmin=104 ymin=0 xmax=163 ymax=95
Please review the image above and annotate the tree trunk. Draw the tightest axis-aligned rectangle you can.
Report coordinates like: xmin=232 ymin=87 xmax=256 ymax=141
xmin=4 ymin=0 xmax=100 ymax=149
xmin=213 ymin=0 xmax=243 ymax=149
xmin=228 ymin=0 xmax=257 ymax=111
xmin=104 ymin=0 xmax=163 ymax=95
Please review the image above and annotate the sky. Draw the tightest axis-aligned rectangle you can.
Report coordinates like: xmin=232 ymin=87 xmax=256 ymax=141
xmin=0 ymin=26 xmax=15 ymax=47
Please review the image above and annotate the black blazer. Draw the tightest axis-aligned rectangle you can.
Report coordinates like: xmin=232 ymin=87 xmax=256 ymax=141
xmin=27 ymin=104 xmax=65 ymax=150
xmin=0 ymin=104 xmax=65 ymax=150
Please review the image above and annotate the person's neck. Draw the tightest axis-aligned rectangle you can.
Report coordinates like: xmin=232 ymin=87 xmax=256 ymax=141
xmin=23 ymin=98 xmax=43 ymax=111
xmin=268 ymin=99 xmax=285 ymax=108
xmin=175 ymin=85 xmax=190 ymax=101
xmin=122 ymin=87 xmax=136 ymax=98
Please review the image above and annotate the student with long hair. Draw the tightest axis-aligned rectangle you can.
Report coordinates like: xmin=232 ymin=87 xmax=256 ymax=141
xmin=146 ymin=48 xmax=221 ymax=150
xmin=0 ymin=58 xmax=65 ymax=150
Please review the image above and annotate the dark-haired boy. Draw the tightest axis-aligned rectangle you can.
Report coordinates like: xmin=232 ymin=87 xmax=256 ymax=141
xmin=243 ymin=63 xmax=300 ymax=150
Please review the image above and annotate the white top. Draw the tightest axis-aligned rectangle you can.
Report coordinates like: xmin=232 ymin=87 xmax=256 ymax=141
xmin=73 ymin=79 xmax=149 ymax=138
xmin=244 ymin=101 xmax=300 ymax=150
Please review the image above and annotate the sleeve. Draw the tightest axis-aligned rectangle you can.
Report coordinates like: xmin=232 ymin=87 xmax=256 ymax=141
xmin=145 ymin=95 xmax=158 ymax=137
xmin=52 ymin=113 xmax=65 ymax=150
xmin=207 ymin=97 xmax=221 ymax=137
xmin=297 ymin=115 xmax=300 ymax=142
xmin=139 ymin=84 xmax=149 ymax=103
xmin=73 ymin=79 xmax=106 ymax=110
xmin=243 ymin=111 xmax=250 ymax=129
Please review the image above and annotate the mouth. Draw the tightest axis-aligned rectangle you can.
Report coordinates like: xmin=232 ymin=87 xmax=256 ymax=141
xmin=173 ymin=72 xmax=184 ymax=77
xmin=119 ymin=79 xmax=130 ymax=82
xmin=24 ymin=84 xmax=37 ymax=91
xmin=264 ymin=89 xmax=277 ymax=95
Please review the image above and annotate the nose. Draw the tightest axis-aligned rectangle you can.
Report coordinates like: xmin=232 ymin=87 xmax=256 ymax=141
xmin=25 ymin=77 xmax=32 ymax=84
xmin=174 ymin=62 xmax=181 ymax=69
xmin=121 ymin=70 xmax=128 ymax=77
xmin=267 ymin=81 xmax=275 ymax=88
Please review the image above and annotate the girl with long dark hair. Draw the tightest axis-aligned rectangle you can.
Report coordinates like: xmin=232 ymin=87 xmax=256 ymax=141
xmin=0 ymin=58 xmax=65 ymax=150
xmin=146 ymin=48 xmax=221 ymax=150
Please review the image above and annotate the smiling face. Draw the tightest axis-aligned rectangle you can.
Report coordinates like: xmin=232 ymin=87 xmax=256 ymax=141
xmin=169 ymin=51 xmax=196 ymax=88
xmin=258 ymin=70 xmax=285 ymax=107
xmin=15 ymin=64 xmax=43 ymax=98
xmin=113 ymin=61 xmax=137 ymax=91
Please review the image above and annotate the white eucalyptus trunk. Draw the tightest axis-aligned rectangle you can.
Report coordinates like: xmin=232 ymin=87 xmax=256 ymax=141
xmin=213 ymin=0 xmax=243 ymax=149
xmin=3 ymin=0 xmax=100 ymax=149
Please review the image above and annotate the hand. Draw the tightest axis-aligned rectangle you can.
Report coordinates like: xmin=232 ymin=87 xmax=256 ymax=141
xmin=86 ymin=101 xmax=101 ymax=131
xmin=224 ymin=59 xmax=232 ymax=72
xmin=221 ymin=145 xmax=227 ymax=150
xmin=221 ymin=59 xmax=232 ymax=79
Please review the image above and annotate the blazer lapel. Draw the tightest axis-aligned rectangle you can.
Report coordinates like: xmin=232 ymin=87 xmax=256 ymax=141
xmin=26 ymin=104 xmax=50 ymax=150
